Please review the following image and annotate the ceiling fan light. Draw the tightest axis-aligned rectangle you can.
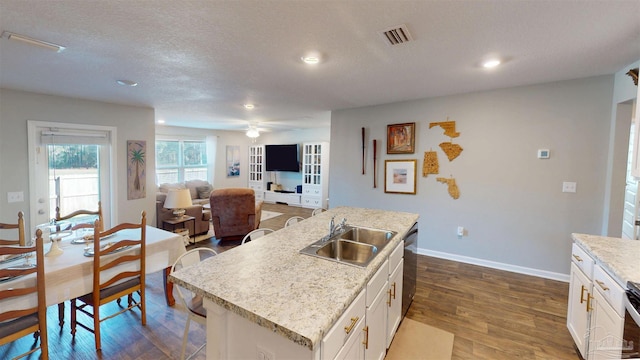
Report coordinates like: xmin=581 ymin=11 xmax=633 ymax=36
xmin=246 ymin=128 xmax=260 ymax=138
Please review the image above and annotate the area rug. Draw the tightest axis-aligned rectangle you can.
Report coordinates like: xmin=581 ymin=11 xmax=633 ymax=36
xmin=261 ymin=210 xmax=283 ymax=221
xmin=386 ymin=318 xmax=454 ymax=360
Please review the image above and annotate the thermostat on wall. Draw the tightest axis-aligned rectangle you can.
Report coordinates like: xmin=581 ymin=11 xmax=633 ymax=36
xmin=537 ymin=149 xmax=550 ymax=159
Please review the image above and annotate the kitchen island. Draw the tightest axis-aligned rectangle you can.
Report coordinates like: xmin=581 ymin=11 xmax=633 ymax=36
xmin=169 ymin=206 xmax=418 ymax=359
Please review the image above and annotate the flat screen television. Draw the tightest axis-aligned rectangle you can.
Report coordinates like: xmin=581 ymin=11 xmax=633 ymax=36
xmin=265 ymin=144 xmax=300 ymax=172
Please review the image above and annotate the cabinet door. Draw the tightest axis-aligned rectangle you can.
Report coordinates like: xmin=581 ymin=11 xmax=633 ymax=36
xmin=335 ymin=317 xmax=366 ymax=360
xmin=588 ymin=290 xmax=624 ymax=360
xmin=386 ymin=258 xmax=403 ymax=348
xmin=365 ymin=280 xmax=388 ymax=360
xmin=567 ymin=262 xmax=592 ymax=358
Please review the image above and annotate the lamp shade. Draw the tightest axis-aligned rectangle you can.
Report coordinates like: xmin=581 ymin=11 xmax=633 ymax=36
xmin=164 ymin=189 xmax=193 ymax=209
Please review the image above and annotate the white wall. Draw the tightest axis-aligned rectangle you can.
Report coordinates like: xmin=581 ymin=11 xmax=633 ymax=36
xmin=0 ymin=88 xmax=155 ymax=230
xmin=329 ymin=76 xmax=615 ymax=277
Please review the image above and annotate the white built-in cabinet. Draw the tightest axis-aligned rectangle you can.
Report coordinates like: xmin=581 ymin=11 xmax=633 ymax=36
xmin=248 ymin=145 xmax=265 ymax=201
xmin=302 ymin=142 xmax=330 ymax=209
xmin=566 ymin=243 xmax=626 ymax=360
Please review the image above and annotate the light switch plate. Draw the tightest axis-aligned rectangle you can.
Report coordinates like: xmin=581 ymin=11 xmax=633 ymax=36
xmin=7 ymin=191 xmax=24 ymax=203
xmin=562 ymin=182 xmax=577 ymax=193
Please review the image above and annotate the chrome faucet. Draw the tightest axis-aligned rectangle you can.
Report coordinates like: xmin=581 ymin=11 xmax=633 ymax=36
xmin=328 ymin=216 xmax=347 ymax=238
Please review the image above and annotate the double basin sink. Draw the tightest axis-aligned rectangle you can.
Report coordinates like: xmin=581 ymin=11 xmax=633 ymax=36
xmin=299 ymin=225 xmax=397 ymax=267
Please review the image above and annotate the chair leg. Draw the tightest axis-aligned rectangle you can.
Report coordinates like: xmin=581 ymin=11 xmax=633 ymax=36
xmin=94 ymin=305 xmax=101 ymax=350
xmin=58 ymin=301 xmax=65 ymax=326
xmin=70 ymin=299 xmax=77 ymax=335
xmin=180 ymin=317 xmax=191 ymax=360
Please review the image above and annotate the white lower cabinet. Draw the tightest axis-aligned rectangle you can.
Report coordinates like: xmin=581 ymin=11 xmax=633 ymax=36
xmin=567 ymin=262 xmax=592 ymax=358
xmin=322 ymin=290 xmax=366 ymax=360
xmin=567 ymin=242 xmax=626 ymax=360
xmin=387 ymin=258 xmax=403 ymax=348
xmin=365 ymin=260 xmax=389 ymax=360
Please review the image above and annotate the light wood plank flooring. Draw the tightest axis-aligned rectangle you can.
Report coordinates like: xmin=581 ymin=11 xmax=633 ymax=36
xmin=1 ymin=203 xmax=578 ymax=359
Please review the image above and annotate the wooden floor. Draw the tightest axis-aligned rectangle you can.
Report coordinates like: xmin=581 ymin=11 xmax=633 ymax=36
xmin=1 ymin=203 xmax=578 ymax=360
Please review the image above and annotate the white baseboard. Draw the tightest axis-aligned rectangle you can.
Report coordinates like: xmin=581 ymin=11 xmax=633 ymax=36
xmin=418 ymin=248 xmax=570 ymax=283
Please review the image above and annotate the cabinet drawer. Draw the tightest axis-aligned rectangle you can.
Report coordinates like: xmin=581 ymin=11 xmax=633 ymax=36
xmin=302 ymin=186 xmax=322 ymax=196
xmin=301 ymin=196 xmax=322 ymax=207
xmin=249 ymin=183 xmax=264 ymax=191
xmin=593 ymin=265 xmax=625 ymax=317
xmin=366 ymin=260 xmax=388 ymax=307
xmin=571 ymin=243 xmax=594 ymax=279
xmin=322 ymin=290 xmax=366 ymax=360
xmin=389 ymin=241 xmax=403 ymax=275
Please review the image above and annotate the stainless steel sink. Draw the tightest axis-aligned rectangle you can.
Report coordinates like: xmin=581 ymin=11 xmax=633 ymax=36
xmin=337 ymin=226 xmax=396 ymax=249
xmin=299 ymin=225 xmax=397 ymax=267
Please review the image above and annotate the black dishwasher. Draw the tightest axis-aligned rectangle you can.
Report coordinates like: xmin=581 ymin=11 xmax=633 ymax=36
xmin=402 ymin=222 xmax=418 ymax=317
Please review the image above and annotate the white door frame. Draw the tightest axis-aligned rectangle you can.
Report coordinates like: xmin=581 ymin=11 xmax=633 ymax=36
xmin=27 ymin=120 xmax=118 ymax=238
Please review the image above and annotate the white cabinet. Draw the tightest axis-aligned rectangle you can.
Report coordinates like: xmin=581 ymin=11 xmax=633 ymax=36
xmin=567 ymin=261 xmax=592 ymax=358
xmin=567 ymin=242 xmax=626 ymax=360
xmin=386 ymin=244 xmax=404 ymax=348
xmin=248 ymin=145 xmax=265 ymax=201
xmin=302 ymin=142 xmax=329 ymax=209
xmin=365 ymin=261 xmax=389 ymax=360
xmin=322 ymin=290 xmax=366 ymax=360
xmin=631 ymin=84 xmax=640 ymax=178
xmin=588 ymin=264 xmax=625 ymax=360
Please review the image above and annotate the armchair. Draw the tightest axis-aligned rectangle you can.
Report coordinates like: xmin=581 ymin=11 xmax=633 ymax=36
xmin=209 ymin=188 xmax=263 ymax=241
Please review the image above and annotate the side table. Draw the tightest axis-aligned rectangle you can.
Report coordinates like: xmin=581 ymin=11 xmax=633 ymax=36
xmin=162 ymin=216 xmax=196 ymax=245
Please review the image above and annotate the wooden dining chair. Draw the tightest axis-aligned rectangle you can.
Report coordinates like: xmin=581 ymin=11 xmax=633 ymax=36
xmin=55 ymin=201 xmax=104 ymax=232
xmin=284 ymin=216 xmax=305 ymax=227
xmin=311 ymin=208 xmax=325 ymax=216
xmin=0 ymin=229 xmax=49 ymax=359
xmin=241 ymin=228 xmax=274 ymax=245
xmin=0 ymin=211 xmax=26 ymax=246
xmin=70 ymin=211 xmax=146 ymax=351
xmin=54 ymin=202 xmax=103 ymax=326
xmin=171 ymin=248 xmax=217 ymax=360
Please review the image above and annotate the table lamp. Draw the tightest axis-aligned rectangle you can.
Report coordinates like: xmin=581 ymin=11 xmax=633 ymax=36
xmin=164 ymin=189 xmax=192 ymax=219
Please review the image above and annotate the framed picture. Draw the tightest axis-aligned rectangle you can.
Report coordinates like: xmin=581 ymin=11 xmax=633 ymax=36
xmin=127 ymin=140 xmax=146 ymax=200
xmin=384 ymin=159 xmax=417 ymax=194
xmin=387 ymin=122 xmax=415 ymax=154
xmin=226 ymin=145 xmax=240 ymax=177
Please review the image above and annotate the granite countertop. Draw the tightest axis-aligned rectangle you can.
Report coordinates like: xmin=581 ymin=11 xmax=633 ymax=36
xmin=169 ymin=206 xmax=419 ymax=351
xmin=571 ymin=233 xmax=640 ymax=286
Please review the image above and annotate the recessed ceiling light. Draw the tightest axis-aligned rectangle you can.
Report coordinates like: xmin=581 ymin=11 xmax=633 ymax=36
xmin=116 ymin=79 xmax=138 ymax=87
xmin=157 ymin=119 xmax=165 ymax=124
xmin=301 ymin=52 xmax=322 ymax=65
xmin=244 ymin=104 xmax=255 ymax=110
xmin=482 ymin=59 xmax=501 ymax=69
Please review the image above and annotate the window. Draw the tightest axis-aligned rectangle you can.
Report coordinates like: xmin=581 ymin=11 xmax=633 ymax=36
xmin=156 ymin=139 xmax=207 ymax=183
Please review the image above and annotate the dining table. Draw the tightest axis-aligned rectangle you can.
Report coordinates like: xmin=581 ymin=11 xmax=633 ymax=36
xmin=0 ymin=225 xmax=186 ymax=317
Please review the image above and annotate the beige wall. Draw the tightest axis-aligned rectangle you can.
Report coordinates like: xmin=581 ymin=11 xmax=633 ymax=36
xmin=0 ymin=88 xmax=156 ymax=230
xmin=329 ymin=75 xmax=617 ymax=278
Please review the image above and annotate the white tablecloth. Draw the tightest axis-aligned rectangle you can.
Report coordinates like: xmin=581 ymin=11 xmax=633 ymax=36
xmin=0 ymin=226 xmax=186 ymax=311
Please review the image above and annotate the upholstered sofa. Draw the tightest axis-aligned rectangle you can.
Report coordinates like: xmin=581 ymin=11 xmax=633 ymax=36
xmin=209 ymin=188 xmax=263 ymax=241
xmin=156 ymin=180 xmax=213 ymax=236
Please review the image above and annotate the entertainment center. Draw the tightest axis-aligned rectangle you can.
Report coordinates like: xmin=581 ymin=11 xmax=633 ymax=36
xmin=248 ymin=142 xmax=329 ymax=209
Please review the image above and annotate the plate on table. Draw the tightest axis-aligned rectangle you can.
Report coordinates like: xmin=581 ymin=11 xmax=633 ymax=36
xmin=73 ymin=232 xmax=116 ymax=244
xmin=83 ymin=242 xmax=131 ymax=257
xmin=0 ymin=253 xmax=26 ymax=265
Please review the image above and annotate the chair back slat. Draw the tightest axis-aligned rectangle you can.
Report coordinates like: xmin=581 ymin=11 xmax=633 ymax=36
xmin=0 ymin=211 xmax=26 ymax=246
xmin=56 ymin=202 xmax=104 ymax=232
xmin=0 ymin=229 xmax=48 ymax=358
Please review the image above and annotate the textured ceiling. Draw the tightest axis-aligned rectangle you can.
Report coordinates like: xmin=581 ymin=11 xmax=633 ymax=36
xmin=1 ymin=1 xmax=639 ymax=133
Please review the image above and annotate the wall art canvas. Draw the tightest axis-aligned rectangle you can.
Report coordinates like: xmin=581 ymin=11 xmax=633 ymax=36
xmin=127 ymin=140 xmax=146 ymax=200
xmin=226 ymin=145 xmax=240 ymax=177
xmin=387 ymin=122 xmax=416 ymax=154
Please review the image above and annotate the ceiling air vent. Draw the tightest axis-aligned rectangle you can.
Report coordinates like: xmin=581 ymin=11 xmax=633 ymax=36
xmin=380 ymin=24 xmax=413 ymax=46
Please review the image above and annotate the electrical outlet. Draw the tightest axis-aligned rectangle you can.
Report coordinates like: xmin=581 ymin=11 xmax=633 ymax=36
xmin=562 ymin=182 xmax=577 ymax=193
xmin=7 ymin=191 xmax=24 ymax=203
